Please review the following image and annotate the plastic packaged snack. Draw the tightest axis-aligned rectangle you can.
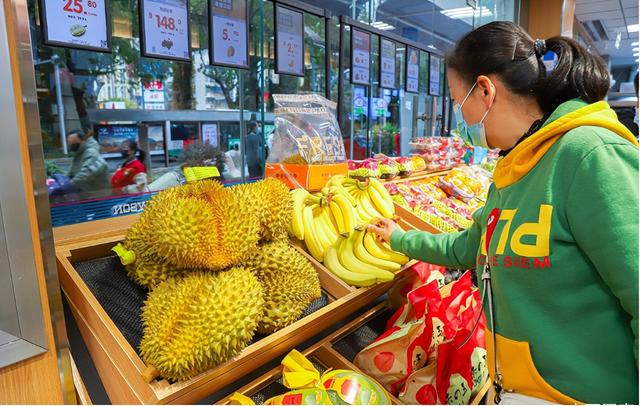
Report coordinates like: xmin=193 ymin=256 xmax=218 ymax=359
xmin=268 ymin=94 xmax=346 ymax=165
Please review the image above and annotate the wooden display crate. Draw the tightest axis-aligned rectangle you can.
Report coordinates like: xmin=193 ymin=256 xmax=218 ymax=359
xmin=55 ymin=219 xmax=413 ymax=404
xmin=219 ymin=303 xmax=490 ymax=405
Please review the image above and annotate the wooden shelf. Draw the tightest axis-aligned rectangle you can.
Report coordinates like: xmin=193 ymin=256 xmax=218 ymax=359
xmin=55 ymin=220 xmax=413 ymax=404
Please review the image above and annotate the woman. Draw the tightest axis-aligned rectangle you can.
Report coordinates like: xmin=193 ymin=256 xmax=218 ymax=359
xmin=368 ymin=22 xmax=638 ymax=404
xmin=111 ymin=139 xmax=148 ymax=194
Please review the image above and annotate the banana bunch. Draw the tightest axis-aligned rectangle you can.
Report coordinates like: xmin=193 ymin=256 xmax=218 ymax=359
xmin=336 ymin=176 xmax=395 ymax=226
xmin=323 ymin=227 xmax=410 ymax=287
xmin=290 ymin=174 xmax=409 ymax=287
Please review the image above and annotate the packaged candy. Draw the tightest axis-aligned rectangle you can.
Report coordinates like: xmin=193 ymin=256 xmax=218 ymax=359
xmin=231 ymin=350 xmax=392 ymax=405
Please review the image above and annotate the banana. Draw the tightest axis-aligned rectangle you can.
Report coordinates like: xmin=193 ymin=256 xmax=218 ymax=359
xmin=327 ymin=178 xmax=357 ymax=206
xmin=320 ymin=204 xmax=339 ymax=245
xmin=369 ymin=178 xmax=395 ymax=211
xmin=302 ymin=205 xmax=324 ymax=262
xmin=357 ymin=193 xmax=383 ymax=221
xmin=329 ymin=197 xmax=347 ymax=235
xmin=338 ymin=232 xmax=394 ymax=282
xmin=324 ymin=240 xmax=377 ymax=287
xmin=312 ymin=205 xmax=333 ymax=251
xmin=363 ymin=232 xmax=410 ymax=265
xmin=290 ymin=188 xmax=309 ymax=240
xmin=332 ymin=193 xmax=356 ymax=233
xmin=367 ymin=186 xmax=394 ymax=218
xmin=353 ymin=228 xmax=401 ymax=272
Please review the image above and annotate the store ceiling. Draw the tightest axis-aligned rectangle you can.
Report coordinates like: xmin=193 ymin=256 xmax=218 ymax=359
xmin=575 ymin=0 xmax=638 ymax=67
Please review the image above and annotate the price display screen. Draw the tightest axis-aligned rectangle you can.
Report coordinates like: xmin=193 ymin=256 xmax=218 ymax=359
xmin=429 ymin=54 xmax=442 ymax=96
xmin=140 ymin=0 xmax=190 ymax=61
xmin=351 ymin=29 xmax=371 ymax=85
xmin=209 ymin=0 xmax=249 ymax=68
xmin=405 ymin=47 xmax=420 ymax=93
xmin=379 ymin=38 xmax=396 ymax=89
xmin=39 ymin=0 xmax=111 ymax=51
xmin=275 ymin=5 xmax=304 ymax=76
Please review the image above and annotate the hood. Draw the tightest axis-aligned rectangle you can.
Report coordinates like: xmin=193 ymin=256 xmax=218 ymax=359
xmin=494 ymin=99 xmax=638 ymax=189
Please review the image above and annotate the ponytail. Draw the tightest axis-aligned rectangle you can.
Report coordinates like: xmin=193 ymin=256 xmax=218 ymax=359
xmin=446 ymin=21 xmax=610 ymax=116
xmin=535 ymin=36 xmax=610 ymax=114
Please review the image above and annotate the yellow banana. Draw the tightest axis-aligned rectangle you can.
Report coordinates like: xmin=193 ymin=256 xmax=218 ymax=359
xmin=333 ymin=193 xmax=356 ymax=233
xmin=302 ymin=205 xmax=324 ymax=262
xmin=353 ymin=228 xmax=401 ymax=272
xmin=312 ymin=205 xmax=333 ymax=251
xmin=357 ymin=193 xmax=383 ymax=221
xmin=327 ymin=178 xmax=357 ymax=206
xmin=338 ymin=232 xmax=394 ymax=282
xmin=369 ymin=178 xmax=395 ymax=212
xmin=324 ymin=239 xmax=377 ymax=287
xmin=363 ymin=232 xmax=410 ymax=265
xmin=290 ymin=188 xmax=309 ymax=240
xmin=329 ymin=198 xmax=347 ymax=235
xmin=320 ymin=204 xmax=340 ymax=245
xmin=367 ymin=186 xmax=394 ymax=218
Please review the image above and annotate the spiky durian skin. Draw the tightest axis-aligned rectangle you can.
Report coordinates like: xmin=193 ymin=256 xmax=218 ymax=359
xmin=246 ymin=241 xmax=321 ymax=334
xmin=124 ymin=180 xmax=261 ymax=271
xmin=231 ymin=178 xmax=293 ymax=242
xmin=139 ymin=267 xmax=264 ymax=382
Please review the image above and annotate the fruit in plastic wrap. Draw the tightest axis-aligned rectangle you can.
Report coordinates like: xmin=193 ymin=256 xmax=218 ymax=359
xmin=139 ymin=268 xmax=264 ymax=382
xmin=394 ymin=157 xmax=414 ymax=176
xmin=245 ymin=240 xmax=321 ymax=334
xmin=378 ymin=157 xmax=399 ymax=179
xmin=410 ymin=155 xmax=427 ymax=172
xmin=231 ymin=178 xmax=293 ymax=242
xmin=348 ymin=159 xmax=380 ymax=179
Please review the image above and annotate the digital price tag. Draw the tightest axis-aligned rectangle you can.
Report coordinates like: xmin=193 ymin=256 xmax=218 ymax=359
xmin=39 ymin=0 xmax=111 ymax=52
xmin=209 ymin=0 xmax=249 ymax=68
xmin=140 ymin=0 xmax=191 ymax=61
xmin=379 ymin=38 xmax=396 ymax=89
xmin=275 ymin=5 xmax=304 ymax=76
xmin=351 ymin=29 xmax=371 ymax=85
xmin=429 ymin=54 xmax=442 ymax=96
xmin=405 ymin=47 xmax=420 ymax=93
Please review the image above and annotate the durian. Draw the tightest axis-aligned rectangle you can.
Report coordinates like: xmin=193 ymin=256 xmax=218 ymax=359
xmin=123 ymin=180 xmax=262 ymax=271
xmin=115 ymin=217 xmax=186 ymax=290
xmin=232 ymin=178 xmax=293 ymax=241
xmin=139 ymin=267 xmax=264 ymax=382
xmin=246 ymin=241 xmax=321 ymax=334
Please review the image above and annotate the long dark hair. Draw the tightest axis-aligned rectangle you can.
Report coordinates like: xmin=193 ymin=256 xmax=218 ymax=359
xmin=446 ymin=21 xmax=610 ymax=115
xmin=124 ymin=139 xmax=147 ymax=163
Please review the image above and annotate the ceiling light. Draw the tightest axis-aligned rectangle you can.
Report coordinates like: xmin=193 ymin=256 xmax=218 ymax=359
xmin=441 ymin=6 xmax=493 ymax=19
xmin=632 ymin=41 xmax=639 ymax=46
xmin=615 ymin=32 xmax=621 ymax=49
xmin=628 ymin=24 xmax=640 ymax=33
xmin=371 ymin=21 xmax=395 ymax=31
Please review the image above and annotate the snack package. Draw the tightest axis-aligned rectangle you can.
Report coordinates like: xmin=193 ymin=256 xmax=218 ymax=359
xmin=268 ymin=94 xmax=346 ymax=165
xmin=231 ymin=350 xmax=393 ymax=405
xmin=356 ymin=271 xmax=488 ymax=404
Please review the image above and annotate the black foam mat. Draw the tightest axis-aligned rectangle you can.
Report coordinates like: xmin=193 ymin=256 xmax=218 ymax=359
xmin=332 ymin=308 xmax=395 ymax=362
xmin=71 ymin=254 xmax=330 ymax=355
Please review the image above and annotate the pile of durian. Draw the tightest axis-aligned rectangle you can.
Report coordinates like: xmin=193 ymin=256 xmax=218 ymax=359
xmin=112 ymin=178 xmax=321 ymax=382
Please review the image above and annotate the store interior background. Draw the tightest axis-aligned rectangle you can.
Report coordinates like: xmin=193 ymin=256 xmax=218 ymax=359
xmin=28 ymin=0 xmax=638 ymax=227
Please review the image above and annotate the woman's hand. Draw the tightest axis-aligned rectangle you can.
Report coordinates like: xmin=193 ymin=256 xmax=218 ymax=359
xmin=366 ymin=218 xmax=399 ymax=244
